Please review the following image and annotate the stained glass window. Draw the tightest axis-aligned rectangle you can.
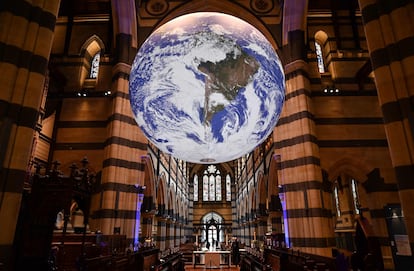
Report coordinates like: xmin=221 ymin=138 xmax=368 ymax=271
xmin=209 ymin=175 xmax=215 ymax=201
xmin=315 ymin=42 xmax=325 ymax=73
xmin=226 ymin=174 xmax=231 ymax=201
xmin=194 ymin=175 xmax=198 ymax=201
xmin=202 ymin=165 xmax=223 ymax=202
xmin=203 ymin=174 xmax=209 ymax=201
xmin=351 ymin=179 xmax=360 ymax=215
xmin=334 ymin=185 xmax=341 ymax=217
xmin=216 ymin=175 xmax=222 ymax=201
xmin=90 ymin=53 xmax=100 ymax=79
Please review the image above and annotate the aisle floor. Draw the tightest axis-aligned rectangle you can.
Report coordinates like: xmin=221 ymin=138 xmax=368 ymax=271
xmin=184 ymin=264 xmax=240 ymax=271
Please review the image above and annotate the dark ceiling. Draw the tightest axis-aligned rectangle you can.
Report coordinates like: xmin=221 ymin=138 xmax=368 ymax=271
xmin=59 ymin=0 xmax=111 ymax=16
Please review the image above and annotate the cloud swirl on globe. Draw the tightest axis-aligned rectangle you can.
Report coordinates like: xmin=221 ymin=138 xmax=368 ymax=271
xmin=129 ymin=12 xmax=285 ymax=163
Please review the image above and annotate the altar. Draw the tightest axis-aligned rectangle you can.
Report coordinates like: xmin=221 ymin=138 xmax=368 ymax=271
xmin=193 ymin=250 xmax=231 ymax=268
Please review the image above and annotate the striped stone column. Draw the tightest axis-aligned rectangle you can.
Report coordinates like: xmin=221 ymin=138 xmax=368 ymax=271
xmin=358 ymin=0 xmax=414 ymax=263
xmin=91 ymin=0 xmax=147 ymax=241
xmin=180 ymin=223 xmax=183 ymax=245
xmin=268 ymin=211 xmax=283 ymax=236
xmin=141 ymin=213 xmax=154 ymax=241
xmin=276 ymin=59 xmax=334 ymax=256
xmin=278 ymin=0 xmax=334 ymax=256
xmin=257 ymin=218 xmax=267 ymax=244
xmin=273 ymin=0 xmax=334 ymax=257
xmin=174 ymin=222 xmax=179 ymax=247
xmin=231 ymin=184 xmax=238 ymax=239
xmin=239 ymin=224 xmax=245 ymax=245
xmin=250 ymin=221 xmax=257 ymax=246
xmin=244 ymin=223 xmax=250 ymax=246
xmin=167 ymin=220 xmax=174 ymax=249
xmin=0 ymin=0 xmax=60 ymax=268
xmin=157 ymin=218 xmax=167 ymax=251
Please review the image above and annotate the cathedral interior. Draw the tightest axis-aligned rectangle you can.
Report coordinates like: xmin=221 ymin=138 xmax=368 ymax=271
xmin=1 ymin=0 xmax=414 ymax=270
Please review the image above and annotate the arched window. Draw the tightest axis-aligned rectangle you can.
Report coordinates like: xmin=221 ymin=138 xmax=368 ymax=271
xmin=209 ymin=175 xmax=215 ymax=200
xmin=332 ymin=174 xmax=362 ymax=252
xmin=351 ymin=179 xmax=360 ymax=215
xmin=203 ymin=175 xmax=209 ymax=201
xmin=202 ymin=165 xmax=222 ymax=202
xmin=216 ymin=174 xmax=222 ymax=201
xmin=226 ymin=174 xmax=231 ymax=201
xmin=315 ymin=41 xmax=325 ymax=73
xmin=333 ymin=184 xmax=341 ymax=217
xmin=80 ymin=36 xmax=105 ymax=89
xmin=201 ymin=212 xmax=224 ymax=246
xmin=193 ymin=175 xmax=198 ymax=201
xmin=89 ymin=52 xmax=100 ymax=79
xmin=314 ymin=30 xmax=329 ymax=75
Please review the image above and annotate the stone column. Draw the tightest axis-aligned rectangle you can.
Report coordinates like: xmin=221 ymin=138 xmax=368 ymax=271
xmin=167 ymin=219 xmax=174 ymax=249
xmin=358 ymin=0 xmax=414 ymax=265
xmin=174 ymin=222 xmax=179 ymax=247
xmin=244 ymin=223 xmax=250 ymax=246
xmin=257 ymin=217 xmax=268 ymax=245
xmin=277 ymin=0 xmax=335 ymax=256
xmin=91 ymin=0 xmax=147 ymax=241
xmin=268 ymin=210 xmax=283 ymax=243
xmin=180 ymin=223 xmax=184 ymax=245
xmin=276 ymin=59 xmax=334 ymax=256
xmin=240 ymin=224 xmax=246 ymax=245
xmin=141 ymin=212 xmax=154 ymax=244
xmin=0 ymin=1 xmax=60 ymax=268
xmin=157 ymin=218 xmax=167 ymax=251
xmin=250 ymin=222 xmax=257 ymax=246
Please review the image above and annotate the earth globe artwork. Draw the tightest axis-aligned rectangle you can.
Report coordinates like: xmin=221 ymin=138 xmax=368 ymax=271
xmin=129 ymin=12 xmax=285 ymax=164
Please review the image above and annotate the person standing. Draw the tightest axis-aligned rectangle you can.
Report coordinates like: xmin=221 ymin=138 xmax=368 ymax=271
xmin=232 ymin=238 xmax=240 ymax=266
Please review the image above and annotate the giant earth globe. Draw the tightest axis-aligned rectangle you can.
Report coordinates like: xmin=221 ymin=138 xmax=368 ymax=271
xmin=129 ymin=12 xmax=285 ymax=164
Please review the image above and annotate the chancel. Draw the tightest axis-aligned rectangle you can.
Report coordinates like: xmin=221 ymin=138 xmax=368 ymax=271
xmin=1 ymin=1 xmax=414 ymax=271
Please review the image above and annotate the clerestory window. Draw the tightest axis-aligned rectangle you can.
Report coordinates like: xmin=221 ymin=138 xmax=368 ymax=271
xmin=315 ymin=42 xmax=325 ymax=73
xmin=89 ymin=52 xmax=100 ymax=79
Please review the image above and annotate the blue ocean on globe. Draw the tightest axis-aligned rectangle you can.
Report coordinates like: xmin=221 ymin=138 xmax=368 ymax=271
xmin=129 ymin=12 xmax=285 ymax=163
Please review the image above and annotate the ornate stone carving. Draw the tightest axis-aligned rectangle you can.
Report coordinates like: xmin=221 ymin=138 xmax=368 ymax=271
xmin=250 ymin=0 xmax=274 ymax=14
xmin=145 ymin=0 xmax=169 ymax=16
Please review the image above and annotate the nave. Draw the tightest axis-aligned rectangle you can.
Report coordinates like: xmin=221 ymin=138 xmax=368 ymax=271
xmin=184 ymin=266 xmax=240 ymax=271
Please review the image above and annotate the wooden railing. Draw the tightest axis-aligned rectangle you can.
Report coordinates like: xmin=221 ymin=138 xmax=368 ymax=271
xmin=241 ymin=248 xmax=336 ymax=271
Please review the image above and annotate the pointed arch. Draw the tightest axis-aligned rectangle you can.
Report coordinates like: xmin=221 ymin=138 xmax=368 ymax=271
xmin=167 ymin=189 xmax=175 ymax=218
xmin=257 ymin=172 xmax=267 ymax=216
xmin=142 ymin=155 xmax=156 ymax=212
xmin=80 ymin=34 xmax=106 ymax=55
xmin=176 ymin=196 xmax=181 ymax=221
xmin=314 ymin=31 xmax=328 ymax=73
xmin=326 ymin=156 xmax=371 ymax=184
xmin=257 ymin=172 xmax=267 ymax=207
xmin=142 ymin=156 xmax=156 ymax=199
xmin=249 ymin=188 xmax=256 ymax=219
xmin=268 ymin=154 xmax=280 ymax=196
xmin=157 ymin=173 xmax=168 ymax=215
xmin=79 ymin=35 xmax=106 ymax=88
xmin=327 ymin=157 xmax=373 ymax=253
